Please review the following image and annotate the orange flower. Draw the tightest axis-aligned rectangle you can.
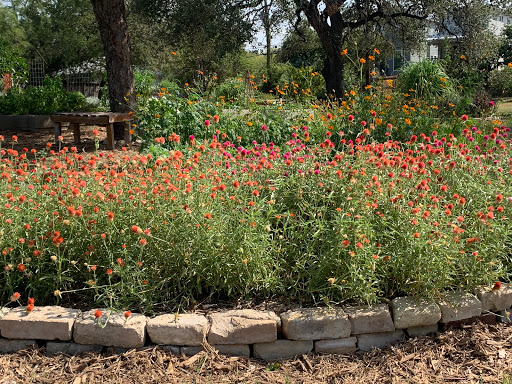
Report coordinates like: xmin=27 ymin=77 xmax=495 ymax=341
xmin=94 ymin=309 xmax=103 ymax=318
xmin=413 ymin=232 xmax=420 ymax=238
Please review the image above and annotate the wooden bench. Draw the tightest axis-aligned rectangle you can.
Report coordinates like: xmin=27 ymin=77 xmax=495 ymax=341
xmin=51 ymin=112 xmax=134 ymax=150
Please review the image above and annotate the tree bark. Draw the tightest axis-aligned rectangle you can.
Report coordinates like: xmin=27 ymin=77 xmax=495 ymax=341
xmin=322 ymin=50 xmax=344 ymax=98
xmin=90 ymin=0 xmax=135 ymax=139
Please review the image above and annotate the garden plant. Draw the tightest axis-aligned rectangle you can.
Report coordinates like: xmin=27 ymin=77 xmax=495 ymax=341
xmin=1 ymin=60 xmax=512 ymax=316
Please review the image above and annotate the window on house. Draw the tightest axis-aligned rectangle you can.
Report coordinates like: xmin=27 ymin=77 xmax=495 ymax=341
xmin=498 ymin=16 xmax=504 ymax=22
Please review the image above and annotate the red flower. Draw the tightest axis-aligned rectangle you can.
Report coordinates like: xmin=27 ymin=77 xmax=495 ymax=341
xmin=10 ymin=292 xmax=21 ymax=302
xmin=27 ymin=297 xmax=35 ymax=305
xmin=17 ymin=264 xmax=26 ymax=272
xmin=106 ymin=269 xmax=113 ymax=275
xmin=94 ymin=309 xmax=103 ymax=318
xmin=26 ymin=304 xmax=34 ymax=313
xmin=493 ymin=282 xmax=502 ymax=290
xmin=124 ymin=311 xmax=132 ymax=319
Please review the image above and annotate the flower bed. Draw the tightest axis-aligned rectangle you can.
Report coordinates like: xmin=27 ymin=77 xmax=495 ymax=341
xmin=0 ymin=108 xmax=511 ymax=314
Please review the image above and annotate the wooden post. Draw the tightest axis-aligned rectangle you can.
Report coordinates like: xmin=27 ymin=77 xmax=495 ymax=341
xmin=106 ymin=123 xmax=115 ymax=149
xmin=54 ymin=122 xmax=62 ymax=145
xmin=71 ymin=123 xmax=81 ymax=144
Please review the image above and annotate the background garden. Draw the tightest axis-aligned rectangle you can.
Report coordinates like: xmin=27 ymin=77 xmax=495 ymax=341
xmin=1 ymin=0 xmax=512 ymax=315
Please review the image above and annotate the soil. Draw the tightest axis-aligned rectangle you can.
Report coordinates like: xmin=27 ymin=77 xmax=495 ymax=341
xmin=1 ymin=126 xmax=141 ymax=161
xmin=0 ymin=322 xmax=511 ymax=383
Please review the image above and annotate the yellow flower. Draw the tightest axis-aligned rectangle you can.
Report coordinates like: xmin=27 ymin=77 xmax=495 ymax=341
xmin=460 ymin=55 xmax=466 ymax=60
xmin=405 ymin=118 xmax=412 ymax=125
xmin=349 ymin=90 xmax=356 ymax=96
xmin=374 ymin=48 xmax=380 ymax=54
xmin=341 ymin=49 xmax=348 ymax=55
xmin=359 ymin=58 xmax=366 ymax=64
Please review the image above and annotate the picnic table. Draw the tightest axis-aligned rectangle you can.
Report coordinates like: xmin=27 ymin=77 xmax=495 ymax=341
xmin=51 ymin=112 xmax=134 ymax=150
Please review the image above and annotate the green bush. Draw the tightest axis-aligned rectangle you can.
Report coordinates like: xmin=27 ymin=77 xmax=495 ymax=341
xmin=487 ymin=66 xmax=512 ymax=97
xmin=0 ymin=76 xmax=90 ymax=115
xmin=397 ymin=60 xmax=457 ymax=102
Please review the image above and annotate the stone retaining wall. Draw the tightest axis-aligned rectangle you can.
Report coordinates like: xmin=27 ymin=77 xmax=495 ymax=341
xmin=0 ymin=286 xmax=511 ymax=360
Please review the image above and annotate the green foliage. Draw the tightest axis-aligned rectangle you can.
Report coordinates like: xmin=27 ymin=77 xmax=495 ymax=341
xmin=0 ymin=76 xmax=90 ymax=115
xmin=499 ymin=26 xmax=512 ymax=66
xmin=13 ymin=0 xmax=102 ymax=73
xmin=213 ymin=77 xmax=247 ymax=102
xmin=134 ymin=68 xmax=156 ymax=105
xmin=487 ymin=66 xmax=512 ymax=97
xmin=397 ymin=60 xmax=457 ymax=102
xmin=0 ymin=41 xmax=28 ymax=89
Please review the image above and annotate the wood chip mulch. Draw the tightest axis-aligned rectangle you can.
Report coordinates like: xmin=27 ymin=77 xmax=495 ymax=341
xmin=0 ymin=322 xmax=511 ymax=383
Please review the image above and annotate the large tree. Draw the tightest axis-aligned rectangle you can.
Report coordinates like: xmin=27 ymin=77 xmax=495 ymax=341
xmin=291 ymin=0 xmax=444 ymax=98
xmin=90 ymin=0 xmax=135 ymax=138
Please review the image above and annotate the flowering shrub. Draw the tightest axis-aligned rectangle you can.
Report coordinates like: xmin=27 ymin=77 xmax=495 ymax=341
xmin=0 ymin=110 xmax=511 ymax=313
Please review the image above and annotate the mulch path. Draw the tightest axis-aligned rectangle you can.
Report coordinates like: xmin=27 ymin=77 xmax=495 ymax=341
xmin=0 ymin=322 xmax=511 ymax=383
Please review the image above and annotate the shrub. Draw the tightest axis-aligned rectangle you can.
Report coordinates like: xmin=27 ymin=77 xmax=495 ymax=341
xmin=0 ymin=76 xmax=89 ymax=115
xmin=487 ymin=67 xmax=512 ymax=97
xmin=397 ymin=60 xmax=457 ymax=102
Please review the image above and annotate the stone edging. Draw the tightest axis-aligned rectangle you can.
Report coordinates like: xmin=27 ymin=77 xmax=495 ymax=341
xmin=0 ymin=286 xmax=511 ymax=360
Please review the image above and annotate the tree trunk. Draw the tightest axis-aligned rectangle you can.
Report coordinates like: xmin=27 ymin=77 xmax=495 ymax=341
xmin=90 ymin=0 xmax=135 ymax=140
xmin=263 ymin=0 xmax=272 ymax=70
xmin=322 ymin=51 xmax=345 ymax=98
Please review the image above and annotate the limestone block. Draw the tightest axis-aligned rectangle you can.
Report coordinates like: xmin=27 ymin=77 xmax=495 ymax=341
xmin=147 ymin=313 xmax=207 ymax=346
xmin=406 ymin=324 xmax=439 ymax=338
xmin=357 ymin=331 xmax=405 ymax=351
xmin=438 ymin=292 xmax=482 ymax=323
xmin=0 ymin=339 xmax=37 ymax=353
xmin=213 ymin=344 xmax=250 ymax=357
xmin=345 ymin=304 xmax=394 ymax=335
xmin=390 ymin=297 xmax=442 ymax=329
xmin=208 ymin=309 xmax=277 ymax=345
xmin=73 ymin=309 xmax=146 ymax=349
xmin=46 ymin=342 xmax=102 ymax=355
xmin=253 ymin=339 xmax=313 ymax=360
xmin=0 ymin=306 xmax=80 ymax=341
xmin=281 ymin=308 xmax=350 ymax=340
xmin=314 ymin=337 xmax=357 ymax=354
xmin=476 ymin=284 xmax=512 ymax=311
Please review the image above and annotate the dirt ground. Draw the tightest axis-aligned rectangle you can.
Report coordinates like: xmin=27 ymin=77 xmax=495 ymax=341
xmin=0 ymin=322 xmax=510 ymax=383
xmin=0 ymin=125 xmax=141 ymax=161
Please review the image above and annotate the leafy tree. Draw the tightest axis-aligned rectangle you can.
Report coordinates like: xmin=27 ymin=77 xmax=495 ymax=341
xmin=291 ymin=0 xmax=510 ymax=98
xmin=6 ymin=0 xmax=103 ymax=73
xmin=499 ymin=25 xmax=512 ymax=66
xmin=131 ymin=0 xmax=253 ymax=83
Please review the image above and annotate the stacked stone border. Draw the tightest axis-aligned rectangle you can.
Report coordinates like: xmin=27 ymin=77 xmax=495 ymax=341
xmin=0 ymin=286 xmax=511 ymax=360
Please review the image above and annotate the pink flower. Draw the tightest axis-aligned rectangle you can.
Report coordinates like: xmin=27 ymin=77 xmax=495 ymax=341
xmin=262 ymin=125 xmax=267 ymax=131
xmin=204 ymin=120 xmax=210 ymax=126
xmin=461 ymin=114 xmax=468 ymax=121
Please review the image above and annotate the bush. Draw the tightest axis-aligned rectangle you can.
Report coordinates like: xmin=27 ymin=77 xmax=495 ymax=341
xmin=487 ymin=67 xmax=512 ymax=97
xmin=0 ymin=76 xmax=90 ymax=115
xmin=397 ymin=60 xmax=457 ymax=102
